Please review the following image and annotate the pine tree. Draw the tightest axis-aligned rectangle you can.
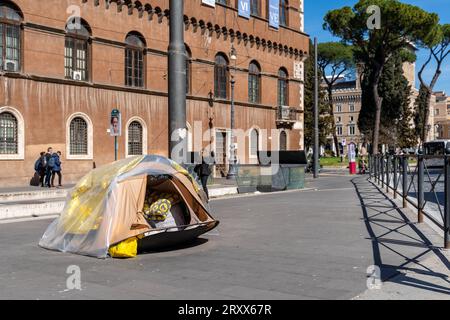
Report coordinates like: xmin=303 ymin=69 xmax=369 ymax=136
xmin=358 ymin=52 xmax=417 ymax=150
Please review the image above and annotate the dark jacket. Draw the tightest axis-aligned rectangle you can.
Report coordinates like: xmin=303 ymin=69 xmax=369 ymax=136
xmin=194 ymin=161 xmax=212 ymax=177
xmin=45 ymin=153 xmax=52 ymax=168
xmin=34 ymin=156 xmax=46 ymax=173
xmin=51 ymin=154 xmax=61 ymax=172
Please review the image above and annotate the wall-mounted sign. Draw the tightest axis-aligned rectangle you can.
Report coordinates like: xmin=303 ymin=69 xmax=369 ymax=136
xmin=202 ymin=0 xmax=215 ymax=8
xmin=238 ymin=0 xmax=251 ymax=19
xmin=268 ymin=0 xmax=280 ymax=29
xmin=110 ymin=109 xmax=122 ymax=137
xmin=294 ymin=62 xmax=303 ymax=80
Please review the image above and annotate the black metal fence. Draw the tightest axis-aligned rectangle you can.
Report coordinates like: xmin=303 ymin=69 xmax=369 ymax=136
xmin=369 ymin=154 xmax=450 ymax=249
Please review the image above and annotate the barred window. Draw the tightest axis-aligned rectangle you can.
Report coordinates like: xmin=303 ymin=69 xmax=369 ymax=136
xmin=0 ymin=2 xmax=23 ymax=72
xmin=278 ymin=68 xmax=288 ymax=106
xmin=214 ymin=53 xmax=229 ymax=99
xmin=128 ymin=121 xmax=143 ymax=156
xmin=65 ymin=20 xmax=91 ymax=81
xmin=125 ymin=32 xmax=146 ymax=88
xmin=248 ymin=61 xmax=261 ymax=104
xmin=250 ymin=129 xmax=259 ymax=157
xmin=280 ymin=131 xmax=287 ymax=151
xmin=0 ymin=112 xmax=18 ymax=154
xmin=69 ymin=117 xmax=88 ymax=155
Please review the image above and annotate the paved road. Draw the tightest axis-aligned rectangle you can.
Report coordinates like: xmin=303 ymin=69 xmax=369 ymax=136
xmin=0 ymin=175 xmax=447 ymax=299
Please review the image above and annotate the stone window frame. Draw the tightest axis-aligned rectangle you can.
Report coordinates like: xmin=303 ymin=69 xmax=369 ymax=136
xmin=248 ymin=126 xmax=261 ymax=161
xmin=125 ymin=116 xmax=148 ymax=157
xmin=0 ymin=106 xmax=24 ymax=160
xmin=66 ymin=112 xmax=93 ymax=160
xmin=279 ymin=129 xmax=289 ymax=151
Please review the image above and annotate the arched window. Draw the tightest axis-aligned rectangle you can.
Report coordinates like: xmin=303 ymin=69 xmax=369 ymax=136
xmin=214 ymin=53 xmax=229 ymax=99
xmin=0 ymin=112 xmax=18 ymax=154
xmin=250 ymin=128 xmax=259 ymax=158
xmin=280 ymin=0 xmax=289 ymax=26
xmin=248 ymin=61 xmax=261 ymax=104
xmin=65 ymin=19 xmax=91 ymax=81
xmin=125 ymin=32 xmax=146 ymax=88
xmin=69 ymin=117 xmax=88 ymax=155
xmin=0 ymin=1 xmax=23 ymax=72
xmin=185 ymin=45 xmax=192 ymax=94
xmin=280 ymin=131 xmax=287 ymax=151
xmin=128 ymin=121 xmax=143 ymax=155
xmin=278 ymin=67 xmax=288 ymax=106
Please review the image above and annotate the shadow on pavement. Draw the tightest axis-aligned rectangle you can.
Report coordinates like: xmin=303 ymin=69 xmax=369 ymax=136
xmin=352 ymin=177 xmax=450 ymax=295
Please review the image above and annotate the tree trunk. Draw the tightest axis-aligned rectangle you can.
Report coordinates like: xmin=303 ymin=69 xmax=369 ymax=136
xmin=418 ymin=53 xmax=443 ymax=145
xmin=371 ymin=65 xmax=384 ymax=155
xmin=421 ymin=89 xmax=432 ymax=143
xmin=327 ymin=87 xmax=340 ymax=157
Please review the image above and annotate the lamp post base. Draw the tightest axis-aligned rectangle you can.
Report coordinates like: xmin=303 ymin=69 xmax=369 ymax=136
xmin=226 ymin=164 xmax=238 ymax=179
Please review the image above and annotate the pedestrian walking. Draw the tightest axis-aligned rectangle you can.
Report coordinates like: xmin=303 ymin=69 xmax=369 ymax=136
xmin=51 ymin=151 xmax=63 ymax=188
xmin=44 ymin=147 xmax=54 ymax=188
xmin=194 ymin=151 xmax=213 ymax=199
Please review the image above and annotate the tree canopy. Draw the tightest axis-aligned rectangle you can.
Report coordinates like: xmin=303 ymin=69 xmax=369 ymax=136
xmin=324 ymin=0 xmax=440 ymax=154
xmin=416 ymin=23 xmax=450 ymax=142
xmin=317 ymin=42 xmax=354 ymax=156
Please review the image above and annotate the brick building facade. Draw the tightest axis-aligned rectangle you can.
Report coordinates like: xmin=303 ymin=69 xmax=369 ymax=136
xmin=0 ymin=0 xmax=309 ymax=186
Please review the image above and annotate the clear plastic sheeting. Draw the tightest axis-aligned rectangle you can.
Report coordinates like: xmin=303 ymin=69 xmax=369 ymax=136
xmin=39 ymin=155 xmax=216 ymax=259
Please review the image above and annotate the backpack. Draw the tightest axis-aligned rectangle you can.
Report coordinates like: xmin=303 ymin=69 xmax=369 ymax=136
xmin=47 ymin=156 xmax=56 ymax=168
xmin=34 ymin=158 xmax=41 ymax=172
xmin=201 ymin=163 xmax=212 ymax=176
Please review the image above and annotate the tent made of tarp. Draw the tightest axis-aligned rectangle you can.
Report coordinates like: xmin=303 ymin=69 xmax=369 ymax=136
xmin=39 ymin=155 xmax=219 ymax=258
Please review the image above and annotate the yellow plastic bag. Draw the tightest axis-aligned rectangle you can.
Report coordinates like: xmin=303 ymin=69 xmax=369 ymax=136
xmin=108 ymin=237 xmax=138 ymax=258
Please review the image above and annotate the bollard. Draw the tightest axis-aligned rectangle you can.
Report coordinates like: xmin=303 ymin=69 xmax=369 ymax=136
xmin=393 ymin=156 xmax=398 ymax=199
xmin=380 ymin=155 xmax=384 ymax=187
xmin=445 ymin=156 xmax=450 ymax=249
xmin=373 ymin=155 xmax=379 ymax=183
xmin=374 ymin=156 xmax=378 ymax=183
xmin=402 ymin=156 xmax=408 ymax=209
xmin=386 ymin=155 xmax=390 ymax=193
xmin=417 ymin=155 xmax=424 ymax=223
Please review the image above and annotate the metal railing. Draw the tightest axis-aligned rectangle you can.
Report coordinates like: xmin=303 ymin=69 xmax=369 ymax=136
xmin=369 ymin=154 xmax=450 ymax=249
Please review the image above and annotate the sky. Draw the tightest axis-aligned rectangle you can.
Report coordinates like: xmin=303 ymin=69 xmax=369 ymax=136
xmin=305 ymin=0 xmax=450 ymax=93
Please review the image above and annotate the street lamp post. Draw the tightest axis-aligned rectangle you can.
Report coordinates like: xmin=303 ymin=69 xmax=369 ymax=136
xmin=168 ymin=0 xmax=187 ymax=163
xmin=227 ymin=46 xmax=238 ymax=179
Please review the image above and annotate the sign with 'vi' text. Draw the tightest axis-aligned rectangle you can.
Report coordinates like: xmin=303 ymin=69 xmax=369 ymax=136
xmin=238 ymin=0 xmax=251 ymax=19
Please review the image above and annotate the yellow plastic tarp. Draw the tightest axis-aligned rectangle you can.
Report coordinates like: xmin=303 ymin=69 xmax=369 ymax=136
xmin=108 ymin=237 xmax=138 ymax=258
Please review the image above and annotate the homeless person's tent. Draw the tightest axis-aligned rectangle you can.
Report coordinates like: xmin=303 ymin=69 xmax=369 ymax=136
xmin=39 ymin=155 xmax=219 ymax=258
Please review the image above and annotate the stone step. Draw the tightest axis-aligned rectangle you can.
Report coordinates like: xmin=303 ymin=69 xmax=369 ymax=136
xmin=0 ymin=188 xmax=69 ymax=203
xmin=209 ymin=186 xmax=238 ymax=198
xmin=0 ymin=198 xmax=66 ymax=221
